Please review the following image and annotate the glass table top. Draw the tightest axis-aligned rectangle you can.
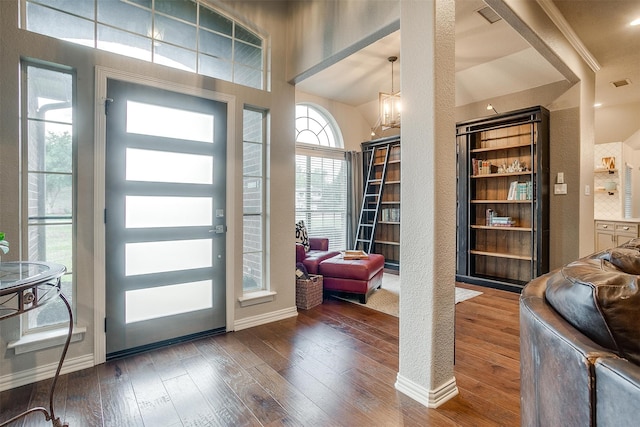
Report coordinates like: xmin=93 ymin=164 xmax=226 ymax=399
xmin=0 ymin=261 xmax=66 ymax=293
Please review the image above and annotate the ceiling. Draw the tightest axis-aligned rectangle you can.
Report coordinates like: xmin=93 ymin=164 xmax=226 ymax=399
xmin=295 ymin=0 xmax=640 ymax=130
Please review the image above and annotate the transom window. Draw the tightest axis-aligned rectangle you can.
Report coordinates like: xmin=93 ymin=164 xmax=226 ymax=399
xmin=295 ymin=104 xmax=343 ymax=148
xmin=22 ymin=0 xmax=265 ymax=89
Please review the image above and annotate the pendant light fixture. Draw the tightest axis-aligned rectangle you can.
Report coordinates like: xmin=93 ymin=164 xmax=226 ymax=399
xmin=379 ymin=56 xmax=401 ymax=130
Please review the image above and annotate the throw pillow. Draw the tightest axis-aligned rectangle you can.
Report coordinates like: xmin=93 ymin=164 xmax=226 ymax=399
xmin=295 ymin=220 xmax=310 ymax=252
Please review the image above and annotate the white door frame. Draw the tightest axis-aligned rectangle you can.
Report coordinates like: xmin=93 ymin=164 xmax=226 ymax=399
xmin=93 ymin=66 xmax=236 ymax=365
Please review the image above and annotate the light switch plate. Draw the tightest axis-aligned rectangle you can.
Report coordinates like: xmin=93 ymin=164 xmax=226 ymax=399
xmin=554 ymin=183 xmax=567 ymax=195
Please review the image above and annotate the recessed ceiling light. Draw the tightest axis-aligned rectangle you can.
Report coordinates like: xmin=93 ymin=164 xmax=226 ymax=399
xmin=631 ymin=18 xmax=640 ymax=26
xmin=594 ymin=103 xmax=602 ymax=108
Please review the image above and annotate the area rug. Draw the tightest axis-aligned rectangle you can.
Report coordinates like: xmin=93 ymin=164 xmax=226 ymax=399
xmin=333 ymin=273 xmax=482 ymax=317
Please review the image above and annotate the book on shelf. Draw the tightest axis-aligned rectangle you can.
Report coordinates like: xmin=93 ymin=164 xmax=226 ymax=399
xmin=507 ymin=180 xmax=532 ymax=201
xmin=380 ymin=208 xmax=400 ymax=222
xmin=491 ymin=217 xmax=516 ymax=226
xmin=472 ymin=158 xmax=498 ymax=175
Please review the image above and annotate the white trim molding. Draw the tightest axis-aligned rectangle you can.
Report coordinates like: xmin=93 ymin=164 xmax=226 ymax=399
xmin=0 ymin=354 xmax=94 ymax=393
xmin=536 ymin=0 xmax=601 ymax=72
xmin=395 ymin=374 xmax=459 ymax=408
xmin=8 ymin=326 xmax=86 ymax=355
xmin=232 ymin=306 xmax=298 ymax=331
xmin=238 ymin=290 xmax=277 ymax=307
xmin=93 ymin=66 xmax=236 ymax=364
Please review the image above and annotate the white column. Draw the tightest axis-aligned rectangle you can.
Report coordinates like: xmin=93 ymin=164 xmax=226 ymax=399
xmin=395 ymin=0 xmax=458 ymax=408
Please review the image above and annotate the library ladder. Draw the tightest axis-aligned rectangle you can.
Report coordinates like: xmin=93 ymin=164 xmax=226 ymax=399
xmin=353 ymin=142 xmax=391 ymax=253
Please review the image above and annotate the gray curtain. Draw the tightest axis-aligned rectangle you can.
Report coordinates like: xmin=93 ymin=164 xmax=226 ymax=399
xmin=346 ymin=150 xmax=364 ymax=249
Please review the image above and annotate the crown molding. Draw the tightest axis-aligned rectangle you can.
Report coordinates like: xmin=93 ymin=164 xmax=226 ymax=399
xmin=537 ymin=0 xmax=600 ymax=72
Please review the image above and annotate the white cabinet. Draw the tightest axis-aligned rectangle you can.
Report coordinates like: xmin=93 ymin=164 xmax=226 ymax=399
xmin=595 ymin=221 xmax=639 ymax=252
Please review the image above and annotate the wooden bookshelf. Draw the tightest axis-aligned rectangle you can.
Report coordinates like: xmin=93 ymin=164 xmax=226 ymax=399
xmin=360 ymin=136 xmax=401 ymax=270
xmin=456 ymin=106 xmax=550 ymax=292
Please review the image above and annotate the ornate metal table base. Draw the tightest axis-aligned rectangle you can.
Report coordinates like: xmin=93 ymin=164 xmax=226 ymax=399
xmin=0 ymin=262 xmax=71 ymax=427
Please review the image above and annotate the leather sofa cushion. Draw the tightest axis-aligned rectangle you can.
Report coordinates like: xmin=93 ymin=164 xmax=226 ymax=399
xmin=545 ymin=256 xmax=640 ymax=365
xmin=605 ymin=247 xmax=640 ymax=275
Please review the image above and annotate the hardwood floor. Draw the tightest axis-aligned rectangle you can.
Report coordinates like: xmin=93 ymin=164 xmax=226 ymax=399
xmin=0 ymin=283 xmax=520 ymax=426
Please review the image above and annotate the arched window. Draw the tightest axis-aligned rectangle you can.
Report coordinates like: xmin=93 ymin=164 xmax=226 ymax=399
xmin=295 ymin=104 xmax=346 ymax=250
xmin=295 ymin=104 xmax=343 ymax=148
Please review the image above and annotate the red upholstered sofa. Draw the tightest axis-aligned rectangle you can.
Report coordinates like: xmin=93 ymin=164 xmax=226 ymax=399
xmin=296 ymin=237 xmax=385 ymax=304
xmin=296 ymin=238 xmax=340 ymax=275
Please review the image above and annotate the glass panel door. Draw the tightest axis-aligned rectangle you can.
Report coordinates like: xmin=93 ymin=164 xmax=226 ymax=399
xmin=105 ymin=79 xmax=227 ymax=357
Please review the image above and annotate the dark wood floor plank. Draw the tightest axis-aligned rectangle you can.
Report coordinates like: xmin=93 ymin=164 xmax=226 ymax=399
xmin=278 ymin=363 xmax=379 ymax=426
xmin=303 ymin=305 xmax=399 ymax=354
xmin=181 ymin=354 xmax=261 ymax=427
xmin=232 ymin=329 xmax=293 ymax=373
xmin=20 ymin=375 xmax=68 ymax=427
xmin=148 ymin=344 xmax=189 ymax=382
xmin=124 ymin=352 xmax=183 ymax=427
xmin=246 ymin=362 xmax=340 ymax=427
xmin=0 ymin=384 xmax=33 ymax=426
xmin=96 ymin=361 xmax=144 ymax=427
xmin=208 ymin=331 xmax=264 ymax=370
xmin=61 ymin=367 xmax=103 ymax=427
xmin=194 ymin=337 xmax=289 ymax=425
xmin=164 ymin=373 xmax=223 ymax=426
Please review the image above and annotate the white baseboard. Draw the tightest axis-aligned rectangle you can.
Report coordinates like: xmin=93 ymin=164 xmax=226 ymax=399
xmin=0 ymin=353 xmax=95 ymax=393
xmin=395 ymin=373 xmax=459 ymax=408
xmin=233 ymin=306 xmax=298 ymax=331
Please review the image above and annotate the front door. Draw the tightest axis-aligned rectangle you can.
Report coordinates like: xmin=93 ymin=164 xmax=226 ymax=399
xmin=105 ymin=79 xmax=227 ymax=357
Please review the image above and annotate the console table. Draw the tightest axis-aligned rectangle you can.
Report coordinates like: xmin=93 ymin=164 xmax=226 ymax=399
xmin=0 ymin=261 xmax=70 ymax=427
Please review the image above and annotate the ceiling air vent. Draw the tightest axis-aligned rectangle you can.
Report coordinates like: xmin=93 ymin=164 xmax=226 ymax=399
xmin=477 ymin=6 xmax=502 ymax=24
xmin=610 ymin=79 xmax=632 ymax=88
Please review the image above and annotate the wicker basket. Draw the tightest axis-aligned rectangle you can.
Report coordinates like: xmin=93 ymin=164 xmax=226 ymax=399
xmin=296 ymin=274 xmax=323 ymax=309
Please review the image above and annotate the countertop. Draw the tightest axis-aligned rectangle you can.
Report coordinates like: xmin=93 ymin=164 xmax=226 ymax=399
xmin=595 ymin=218 xmax=640 ymax=223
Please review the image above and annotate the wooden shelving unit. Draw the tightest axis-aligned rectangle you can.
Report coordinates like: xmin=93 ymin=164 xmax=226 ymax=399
xmin=358 ymin=136 xmax=400 ymax=270
xmin=456 ymin=106 xmax=550 ymax=292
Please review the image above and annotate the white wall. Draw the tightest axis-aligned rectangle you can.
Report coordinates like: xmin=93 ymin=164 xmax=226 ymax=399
xmin=596 ymin=101 xmax=640 ymax=145
xmin=287 ymin=0 xmax=400 ymax=84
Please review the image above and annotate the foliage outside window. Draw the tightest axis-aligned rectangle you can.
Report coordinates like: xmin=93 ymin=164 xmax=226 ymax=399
xmin=23 ymin=62 xmax=75 ymax=331
xmin=295 ymin=104 xmax=347 ymax=250
xmin=22 ymin=0 xmax=264 ymax=89
xmin=243 ymin=108 xmax=266 ymax=292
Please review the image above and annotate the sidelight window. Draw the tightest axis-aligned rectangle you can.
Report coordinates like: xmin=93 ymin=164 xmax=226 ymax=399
xmin=22 ymin=61 xmax=76 ymax=332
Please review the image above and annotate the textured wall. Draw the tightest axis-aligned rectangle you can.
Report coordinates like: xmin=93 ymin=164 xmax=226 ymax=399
xmin=397 ymin=0 xmax=457 ymax=404
xmin=549 ymin=107 xmax=581 ymax=268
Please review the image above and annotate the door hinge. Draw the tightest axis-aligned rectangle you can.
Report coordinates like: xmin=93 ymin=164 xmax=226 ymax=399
xmin=104 ymin=317 xmax=107 ymax=333
xmin=104 ymin=97 xmax=113 ymax=115
xmin=104 ymin=208 xmax=107 ymax=224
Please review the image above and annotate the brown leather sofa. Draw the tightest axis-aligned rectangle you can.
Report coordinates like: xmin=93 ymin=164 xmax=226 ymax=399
xmin=520 ymin=238 xmax=640 ymax=426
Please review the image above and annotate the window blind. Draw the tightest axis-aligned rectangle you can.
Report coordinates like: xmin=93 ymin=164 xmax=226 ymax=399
xmin=624 ymin=164 xmax=632 ymax=218
xmin=295 ymin=154 xmax=347 ymax=251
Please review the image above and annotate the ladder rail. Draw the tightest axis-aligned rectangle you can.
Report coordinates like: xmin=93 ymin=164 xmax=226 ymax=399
xmin=353 ymin=143 xmax=391 ymax=253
